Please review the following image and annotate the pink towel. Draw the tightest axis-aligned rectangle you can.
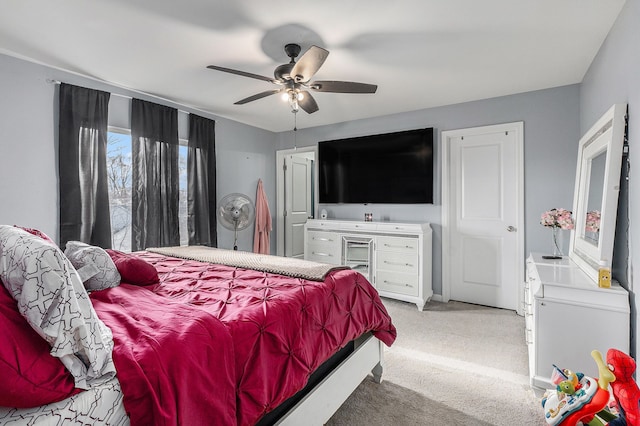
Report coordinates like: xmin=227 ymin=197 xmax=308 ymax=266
xmin=253 ymin=179 xmax=272 ymax=254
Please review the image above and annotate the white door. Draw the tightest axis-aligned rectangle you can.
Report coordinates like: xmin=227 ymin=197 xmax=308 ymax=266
xmin=442 ymin=122 xmax=523 ymax=311
xmin=284 ymin=155 xmax=313 ymax=258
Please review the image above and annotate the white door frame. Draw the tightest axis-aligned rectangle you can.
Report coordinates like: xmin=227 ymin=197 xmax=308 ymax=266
xmin=276 ymin=146 xmax=318 ymax=256
xmin=441 ymin=122 xmax=525 ymax=315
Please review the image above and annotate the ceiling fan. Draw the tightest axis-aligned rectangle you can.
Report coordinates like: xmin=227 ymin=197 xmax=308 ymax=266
xmin=207 ymin=43 xmax=377 ymax=114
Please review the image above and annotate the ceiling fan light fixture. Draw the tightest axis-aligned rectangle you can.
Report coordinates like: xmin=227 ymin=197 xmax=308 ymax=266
xmin=282 ymin=89 xmax=300 ymax=112
xmin=207 ymin=42 xmax=376 ymax=115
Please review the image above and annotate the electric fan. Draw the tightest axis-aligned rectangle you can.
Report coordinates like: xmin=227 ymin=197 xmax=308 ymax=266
xmin=218 ymin=193 xmax=255 ymax=250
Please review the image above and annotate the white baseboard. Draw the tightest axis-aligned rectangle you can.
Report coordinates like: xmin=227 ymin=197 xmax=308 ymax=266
xmin=431 ymin=294 xmax=443 ymax=302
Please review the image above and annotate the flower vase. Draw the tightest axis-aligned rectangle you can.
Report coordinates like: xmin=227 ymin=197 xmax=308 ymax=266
xmin=549 ymin=226 xmax=563 ymax=259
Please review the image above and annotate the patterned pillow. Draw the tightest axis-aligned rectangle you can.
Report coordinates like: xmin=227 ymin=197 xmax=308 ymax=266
xmin=0 ymin=225 xmax=116 ymax=389
xmin=64 ymin=241 xmax=121 ymax=291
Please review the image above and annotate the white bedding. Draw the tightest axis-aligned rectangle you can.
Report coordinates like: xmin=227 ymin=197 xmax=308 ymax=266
xmin=0 ymin=377 xmax=129 ymax=425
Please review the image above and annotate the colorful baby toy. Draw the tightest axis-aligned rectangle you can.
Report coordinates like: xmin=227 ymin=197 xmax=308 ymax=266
xmin=542 ymin=350 xmax=616 ymax=425
xmin=542 ymin=349 xmax=640 ymax=425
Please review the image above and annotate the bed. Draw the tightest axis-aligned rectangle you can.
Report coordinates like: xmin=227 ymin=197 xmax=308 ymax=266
xmin=0 ymin=225 xmax=396 ymax=425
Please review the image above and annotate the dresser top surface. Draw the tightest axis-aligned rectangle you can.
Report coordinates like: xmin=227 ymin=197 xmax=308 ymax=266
xmin=528 ymin=253 xmax=574 ymax=266
xmin=306 ymin=219 xmax=430 ymax=226
xmin=528 ymin=253 xmax=627 ymax=295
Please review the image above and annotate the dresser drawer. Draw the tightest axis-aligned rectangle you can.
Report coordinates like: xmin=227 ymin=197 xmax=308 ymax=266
xmin=306 ymin=220 xmax=340 ymax=231
xmin=306 ymin=231 xmax=341 ymax=265
xmin=344 ymin=222 xmax=378 ymax=232
xmin=376 ymin=223 xmax=420 ymax=233
xmin=376 ymin=250 xmax=418 ymax=274
xmin=306 ymin=250 xmax=341 ymax=265
xmin=376 ymin=236 xmax=418 ymax=254
xmin=526 ymin=261 xmax=542 ymax=298
xmin=376 ymin=270 xmax=419 ymax=296
xmin=307 ymin=230 xmax=340 ymax=247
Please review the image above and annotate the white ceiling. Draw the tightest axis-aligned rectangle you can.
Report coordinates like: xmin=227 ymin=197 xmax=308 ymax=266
xmin=0 ymin=0 xmax=626 ymax=132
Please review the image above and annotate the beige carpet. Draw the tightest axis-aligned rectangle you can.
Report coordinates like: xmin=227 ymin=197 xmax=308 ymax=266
xmin=326 ymin=299 xmax=547 ymax=425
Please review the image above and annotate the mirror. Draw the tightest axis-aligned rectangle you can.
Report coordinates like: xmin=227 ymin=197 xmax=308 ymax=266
xmin=569 ymin=104 xmax=626 ymax=283
xmin=584 ymin=152 xmax=606 ymax=246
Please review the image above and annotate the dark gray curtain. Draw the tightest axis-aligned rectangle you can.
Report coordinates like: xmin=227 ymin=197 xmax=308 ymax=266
xmin=187 ymin=114 xmax=217 ymax=246
xmin=58 ymin=83 xmax=112 ymax=250
xmin=131 ymin=99 xmax=179 ymax=251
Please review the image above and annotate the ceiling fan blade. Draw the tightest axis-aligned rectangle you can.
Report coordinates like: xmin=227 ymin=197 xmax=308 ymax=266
xmin=298 ymin=91 xmax=319 ymax=114
xmin=234 ymin=89 xmax=283 ymax=105
xmin=310 ymin=80 xmax=377 ymax=94
xmin=290 ymin=45 xmax=329 ymax=83
xmin=207 ymin=65 xmax=276 ymax=83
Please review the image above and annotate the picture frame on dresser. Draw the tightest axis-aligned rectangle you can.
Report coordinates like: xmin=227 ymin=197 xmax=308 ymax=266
xmin=568 ymin=103 xmax=627 ymax=282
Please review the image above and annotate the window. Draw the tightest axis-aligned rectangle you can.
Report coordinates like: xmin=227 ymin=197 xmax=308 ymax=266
xmin=178 ymin=144 xmax=187 ymax=246
xmin=107 ymin=129 xmax=188 ymax=251
xmin=107 ymin=130 xmax=132 ymax=251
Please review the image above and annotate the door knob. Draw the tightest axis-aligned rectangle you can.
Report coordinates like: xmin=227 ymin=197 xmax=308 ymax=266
xmin=507 ymin=226 xmax=517 ymax=232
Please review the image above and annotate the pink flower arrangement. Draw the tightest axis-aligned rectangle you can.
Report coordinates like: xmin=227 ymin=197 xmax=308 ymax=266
xmin=585 ymin=210 xmax=601 ymax=232
xmin=540 ymin=208 xmax=574 ymax=230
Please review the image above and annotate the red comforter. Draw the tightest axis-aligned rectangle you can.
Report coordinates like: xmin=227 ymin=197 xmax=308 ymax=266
xmin=92 ymin=252 xmax=396 ymax=426
xmin=90 ymin=284 xmax=237 ymax=425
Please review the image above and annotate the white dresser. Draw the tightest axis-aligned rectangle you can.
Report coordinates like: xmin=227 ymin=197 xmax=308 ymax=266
xmin=525 ymin=253 xmax=629 ymax=391
xmin=304 ymin=220 xmax=432 ymax=310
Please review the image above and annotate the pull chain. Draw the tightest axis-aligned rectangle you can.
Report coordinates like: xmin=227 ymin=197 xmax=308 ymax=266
xmin=293 ymin=109 xmax=298 ymax=150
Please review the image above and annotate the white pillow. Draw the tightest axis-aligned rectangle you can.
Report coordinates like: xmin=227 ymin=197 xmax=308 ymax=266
xmin=64 ymin=241 xmax=121 ymax=291
xmin=0 ymin=225 xmax=116 ymax=389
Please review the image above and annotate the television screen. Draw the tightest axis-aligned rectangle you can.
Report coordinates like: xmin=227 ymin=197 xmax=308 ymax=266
xmin=318 ymin=128 xmax=434 ymax=204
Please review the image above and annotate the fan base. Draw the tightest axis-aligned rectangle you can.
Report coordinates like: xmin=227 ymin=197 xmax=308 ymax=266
xmin=284 ymin=43 xmax=301 ymax=60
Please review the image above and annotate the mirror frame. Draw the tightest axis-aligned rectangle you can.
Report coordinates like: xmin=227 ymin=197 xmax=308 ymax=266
xmin=569 ymin=103 xmax=626 ymax=283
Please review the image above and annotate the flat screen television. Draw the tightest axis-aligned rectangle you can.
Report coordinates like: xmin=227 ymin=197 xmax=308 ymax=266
xmin=318 ymin=128 xmax=434 ymax=204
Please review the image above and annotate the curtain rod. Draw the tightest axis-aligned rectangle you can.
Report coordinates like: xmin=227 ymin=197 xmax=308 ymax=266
xmin=46 ymin=78 xmax=209 ymax=117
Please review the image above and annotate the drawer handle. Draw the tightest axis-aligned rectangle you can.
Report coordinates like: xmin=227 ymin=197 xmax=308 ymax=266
xmin=312 ymin=252 xmax=331 ymax=257
xmin=383 ymin=280 xmax=413 ymax=288
xmin=313 ymin=237 xmax=334 ymax=242
xmin=383 ymin=243 xmax=413 ymax=249
xmin=383 ymin=260 xmax=413 ymax=267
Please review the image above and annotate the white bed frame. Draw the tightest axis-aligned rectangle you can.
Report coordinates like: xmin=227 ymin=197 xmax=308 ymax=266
xmin=276 ymin=333 xmax=384 ymax=425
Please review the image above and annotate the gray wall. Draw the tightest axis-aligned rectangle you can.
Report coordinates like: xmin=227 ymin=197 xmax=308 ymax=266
xmin=0 ymin=47 xmax=599 ymax=301
xmin=0 ymin=53 xmax=278 ymax=253
xmin=276 ymin=85 xmax=581 ymax=295
xmin=580 ymin=0 xmax=640 ymax=357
